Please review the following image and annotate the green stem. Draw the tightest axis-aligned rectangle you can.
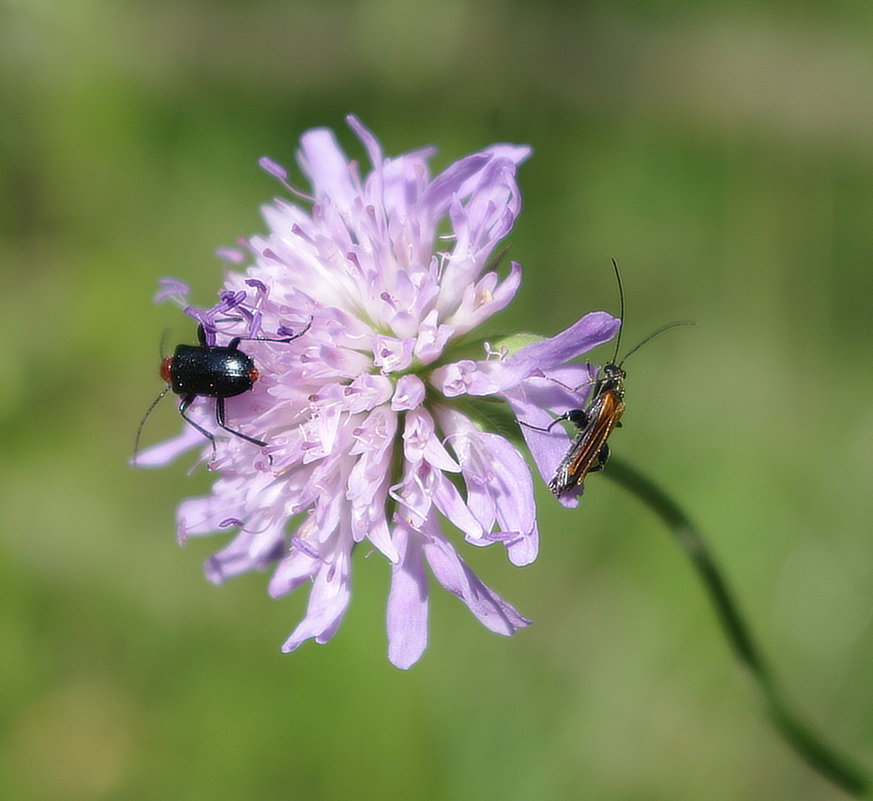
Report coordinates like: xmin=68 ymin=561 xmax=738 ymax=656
xmin=604 ymin=456 xmax=870 ymax=798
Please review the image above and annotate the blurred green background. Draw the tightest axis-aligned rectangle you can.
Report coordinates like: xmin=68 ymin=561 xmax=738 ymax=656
xmin=2 ymin=1 xmax=873 ymax=799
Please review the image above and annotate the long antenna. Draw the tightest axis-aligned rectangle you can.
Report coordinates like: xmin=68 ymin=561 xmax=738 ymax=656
xmin=619 ymin=320 xmax=696 ymax=366
xmin=610 ymin=258 xmax=625 ymax=365
xmin=132 ymin=387 xmax=170 ymax=468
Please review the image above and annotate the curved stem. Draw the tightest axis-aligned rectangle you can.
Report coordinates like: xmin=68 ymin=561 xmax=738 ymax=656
xmin=604 ymin=456 xmax=870 ymax=798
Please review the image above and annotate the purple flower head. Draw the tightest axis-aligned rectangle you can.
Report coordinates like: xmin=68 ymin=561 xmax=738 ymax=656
xmin=138 ymin=116 xmax=619 ymax=668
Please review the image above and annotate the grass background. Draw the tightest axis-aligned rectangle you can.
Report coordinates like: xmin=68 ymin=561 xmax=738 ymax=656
xmin=2 ymin=1 xmax=873 ymax=799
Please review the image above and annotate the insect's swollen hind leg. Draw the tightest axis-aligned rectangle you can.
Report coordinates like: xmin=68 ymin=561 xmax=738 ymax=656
xmin=516 ymin=369 xmax=602 ymax=433
xmin=179 ymin=394 xmax=217 ymax=460
xmin=215 ymin=397 xmax=268 ymax=447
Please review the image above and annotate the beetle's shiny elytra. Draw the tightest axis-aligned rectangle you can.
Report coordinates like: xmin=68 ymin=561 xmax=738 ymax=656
xmin=162 ymin=336 xmax=260 ymax=402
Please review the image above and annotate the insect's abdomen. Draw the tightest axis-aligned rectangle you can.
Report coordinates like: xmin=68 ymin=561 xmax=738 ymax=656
xmin=169 ymin=345 xmax=256 ymax=397
xmin=549 ymin=390 xmax=626 ymax=496
xmin=600 ymin=391 xmax=625 ymax=431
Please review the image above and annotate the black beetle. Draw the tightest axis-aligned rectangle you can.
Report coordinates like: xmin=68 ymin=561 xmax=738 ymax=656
xmin=134 ymin=319 xmax=310 ymax=462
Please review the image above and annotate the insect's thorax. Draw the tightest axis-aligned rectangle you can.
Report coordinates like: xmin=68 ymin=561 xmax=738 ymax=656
xmin=593 ymin=363 xmax=627 ymax=399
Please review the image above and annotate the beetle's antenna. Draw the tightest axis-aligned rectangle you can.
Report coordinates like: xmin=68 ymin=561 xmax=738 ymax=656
xmin=619 ymin=321 xmax=696 ymax=367
xmin=132 ymin=387 xmax=170 ymax=468
xmin=609 ymin=258 xmax=625 ymax=366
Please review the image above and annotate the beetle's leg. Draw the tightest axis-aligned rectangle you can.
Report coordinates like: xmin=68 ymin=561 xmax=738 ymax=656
xmin=214 ymin=396 xmax=268 ymax=447
xmin=178 ymin=394 xmax=217 ymax=460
